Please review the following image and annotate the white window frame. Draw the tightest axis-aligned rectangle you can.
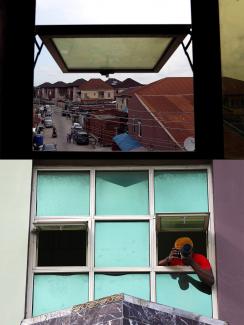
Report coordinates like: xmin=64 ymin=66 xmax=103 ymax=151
xmin=26 ymin=165 xmax=217 ymax=319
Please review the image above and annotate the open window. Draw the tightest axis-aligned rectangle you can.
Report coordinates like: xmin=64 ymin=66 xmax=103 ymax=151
xmin=33 ymin=222 xmax=88 ymax=266
xmin=156 ymin=212 xmax=210 ymax=263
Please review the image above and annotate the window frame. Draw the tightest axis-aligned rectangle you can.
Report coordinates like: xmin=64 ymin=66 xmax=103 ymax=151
xmin=26 ymin=164 xmax=217 ymax=318
xmin=0 ymin=1 xmax=223 ymax=158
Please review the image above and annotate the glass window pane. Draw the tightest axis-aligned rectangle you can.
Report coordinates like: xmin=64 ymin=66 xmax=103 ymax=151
xmin=53 ymin=37 xmax=172 ymax=70
xmin=156 ymin=274 xmax=212 ymax=317
xmin=36 ymin=172 xmax=90 ymax=216
xmin=154 ymin=171 xmax=208 ymax=213
xmin=95 ymin=171 xmax=149 ymax=215
xmin=95 ymin=221 xmax=149 ymax=267
xmin=33 ymin=274 xmax=89 ymax=316
xmin=95 ymin=274 xmax=150 ymax=301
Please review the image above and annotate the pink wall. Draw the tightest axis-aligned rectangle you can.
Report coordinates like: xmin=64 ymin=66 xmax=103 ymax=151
xmin=213 ymin=160 xmax=244 ymax=325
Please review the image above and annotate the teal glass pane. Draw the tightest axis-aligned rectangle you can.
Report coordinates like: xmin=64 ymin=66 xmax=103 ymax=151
xmin=37 ymin=172 xmax=90 ymax=216
xmin=95 ymin=274 xmax=150 ymax=301
xmin=95 ymin=171 xmax=149 ymax=215
xmin=33 ymin=274 xmax=89 ymax=316
xmin=156 ymin=274 xmax=212 ymax=317
xmin=95 ymin=221 xmax=149 ymax=267
xmin=154 ymin=171 xmax=208 ymax=213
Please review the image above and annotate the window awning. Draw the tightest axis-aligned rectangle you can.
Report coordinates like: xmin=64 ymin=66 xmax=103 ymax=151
xmin=156 ymin=213 xmax=210 ymax=232
xmin=33 ymin=219 xmax=88 ymax=231
xmin=35 ymin=24 xmax=191 ymax=75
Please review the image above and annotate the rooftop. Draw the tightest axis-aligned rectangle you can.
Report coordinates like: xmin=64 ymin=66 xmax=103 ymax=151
xmin=79 ymin=79 xmax=114 ymax=91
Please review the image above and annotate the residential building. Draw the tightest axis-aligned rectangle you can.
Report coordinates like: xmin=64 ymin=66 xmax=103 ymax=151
xmin=127 ymin=77 xmax=194 ymax=152
xmin=1 ymin=160 xmax=243 ymax=325
xmin=79 ymin=79 xmax=115 ymax=101
xmin=116 ymin=86 xmax=142 ymax=112
xmin=70 ymin=78 xmax=87 ymax=102
xmin=114 ymin=78 xmax=143 ymax=95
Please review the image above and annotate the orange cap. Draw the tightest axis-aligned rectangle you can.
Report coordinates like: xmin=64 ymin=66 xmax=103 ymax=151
xmin=174 ymin=237 xmax=193 ymax=250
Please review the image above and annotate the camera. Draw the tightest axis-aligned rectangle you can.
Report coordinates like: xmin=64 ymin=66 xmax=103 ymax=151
xmin=180 ymin=244 xmax=192 ymax=257
xmin=174 ymin=249 xmax=181 ymax=258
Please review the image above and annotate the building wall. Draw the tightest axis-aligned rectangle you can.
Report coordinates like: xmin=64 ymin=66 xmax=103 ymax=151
xmin=212 ymin=160 xmax=244 ymax=325
xmin=73 ymin=87 xmax=80 ymax=101
xmin=0 ymin=160 xmax=33 ymax=325
xmin=81 ymin=90 xmax=114 ymax=100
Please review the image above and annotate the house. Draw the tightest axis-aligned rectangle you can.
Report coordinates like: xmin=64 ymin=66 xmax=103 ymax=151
xmin=69 ymin=78 xmax=86 ymax=102
xmin=78 ymin=78 xmax=115 ymax=102
xmin=35 ymin=82 xmax=52 ymax=100
xmin=114 ymin=78 xmax=143 ymax=95
xmin=116 ymin=86 xmax=143 ymax=112
xmin=51 ymin=81 xmax=67 ymax=102
xmin=127 ymin=77 xmax=194 ymax=151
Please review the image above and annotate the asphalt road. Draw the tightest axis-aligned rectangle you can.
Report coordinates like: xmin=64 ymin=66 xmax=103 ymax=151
xmin=43 ymin=106 xmax=112 ymax=152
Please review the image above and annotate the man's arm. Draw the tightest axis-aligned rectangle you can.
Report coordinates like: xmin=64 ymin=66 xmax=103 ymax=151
xmin=183 ymin=257 xmax=215 ymax=287
xmin=158 ymin=257 xmax=170 ymax=266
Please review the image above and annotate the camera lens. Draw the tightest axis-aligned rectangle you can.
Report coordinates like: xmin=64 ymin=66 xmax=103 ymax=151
xmin=181 ymin=244 xmax=192 ymax=257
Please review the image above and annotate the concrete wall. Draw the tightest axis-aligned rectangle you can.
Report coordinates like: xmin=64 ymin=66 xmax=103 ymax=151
xmin=0 ymin=160 xmax=33 ymax=324
xmin=212 ymin=160 xmax=244 ymax=325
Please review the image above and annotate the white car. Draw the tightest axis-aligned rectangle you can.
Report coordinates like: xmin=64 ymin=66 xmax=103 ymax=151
xmin=44 ymin=118 xmax=53 ymax=128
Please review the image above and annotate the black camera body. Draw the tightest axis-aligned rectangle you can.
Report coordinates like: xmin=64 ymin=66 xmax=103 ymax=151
xmin=180 ymin=244 xmax=192 ymax=258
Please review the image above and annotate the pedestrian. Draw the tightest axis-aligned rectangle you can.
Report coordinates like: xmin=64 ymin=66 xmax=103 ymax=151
xmin=67 ymin=133 xmax=71 ymax=143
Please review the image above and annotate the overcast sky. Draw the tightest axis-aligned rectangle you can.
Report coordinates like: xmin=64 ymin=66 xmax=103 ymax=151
xmin=34 ymin=0 xmax=192 ymax=86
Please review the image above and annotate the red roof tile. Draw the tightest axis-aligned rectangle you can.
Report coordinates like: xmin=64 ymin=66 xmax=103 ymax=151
xmin=70 ymin=78 xmax=87 ymax=87
xmin=79 ymin=79 xmax=114 ymax=91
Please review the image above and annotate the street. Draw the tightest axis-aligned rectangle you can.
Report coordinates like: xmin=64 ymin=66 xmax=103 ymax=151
xmin=43 ymin=106 xmax=112 ymax=152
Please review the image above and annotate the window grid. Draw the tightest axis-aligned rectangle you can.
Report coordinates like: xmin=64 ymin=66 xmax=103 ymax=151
xmin=26 ymin=165 xmax=216 ymax=318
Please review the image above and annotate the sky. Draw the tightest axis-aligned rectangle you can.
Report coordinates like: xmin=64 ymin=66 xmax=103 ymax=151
xmin=34 ymin=0 xmax=192 ymax=86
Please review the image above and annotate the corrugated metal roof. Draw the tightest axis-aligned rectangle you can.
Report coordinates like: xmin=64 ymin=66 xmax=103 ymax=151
xmin=136 ymin=77 xmax=193 ymax=96
xmin=113 ymin=133 xmax=143 ymax=151
xmin=127 ymin=77 xmax=194 ymax=148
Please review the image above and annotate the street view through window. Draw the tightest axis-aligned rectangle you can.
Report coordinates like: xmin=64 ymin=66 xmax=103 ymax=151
xmin=33 ymin=0 xmax=194 ymax=152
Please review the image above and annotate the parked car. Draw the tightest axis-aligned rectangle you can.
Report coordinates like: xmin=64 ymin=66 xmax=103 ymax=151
xmin=44 ymin=118 xmax=53 ymax=128
xmin=42 ymin=143 xmax=57 ymax=151
xmin=74 ymin=131 xmax=89 ymax=145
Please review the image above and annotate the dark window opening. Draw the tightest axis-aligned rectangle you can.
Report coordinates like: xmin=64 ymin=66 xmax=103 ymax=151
xmin=158 ymin=231 xmax=207 ymax=263
xmin=38 ymin=230 xmax=87 ymax=266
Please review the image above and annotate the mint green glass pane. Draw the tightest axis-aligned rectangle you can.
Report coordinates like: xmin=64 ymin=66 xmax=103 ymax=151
xmin=154 ymin=171 xmax=208 ymax=213
xmin=95 ymin=222 xmax=149 ymax=267
xmin=95 ymin=274 xmax=150 ymax=300
xmin=95 ymin=171 xmax=149 ymax=215
xmin=37 ymin=172 xmax=90 ymax=216
xmin=156 ymin=274 xmax=212 ymax=317
xmin=33 ymin=274 xmax=89 ymax=316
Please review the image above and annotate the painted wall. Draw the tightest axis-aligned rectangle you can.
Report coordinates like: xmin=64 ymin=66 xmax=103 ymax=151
xmin=213 ymin=160 xmax=244 ymax=325
xmin=0 ymin=160 xmax=33 ymax=324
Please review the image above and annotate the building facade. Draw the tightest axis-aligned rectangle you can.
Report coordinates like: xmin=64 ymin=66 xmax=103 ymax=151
xmin=1 ymin=160 xmax=243 ymax=325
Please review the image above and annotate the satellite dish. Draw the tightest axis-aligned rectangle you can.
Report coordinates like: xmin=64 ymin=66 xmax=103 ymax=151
xmin=184 ymin=137 xmax=195 ymax=151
